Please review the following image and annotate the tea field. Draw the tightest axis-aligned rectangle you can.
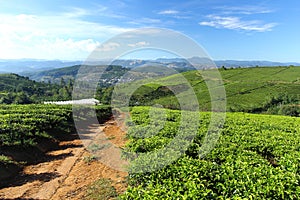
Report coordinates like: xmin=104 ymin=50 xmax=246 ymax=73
xmin=120 ymin=106 xmax=300 ymax=199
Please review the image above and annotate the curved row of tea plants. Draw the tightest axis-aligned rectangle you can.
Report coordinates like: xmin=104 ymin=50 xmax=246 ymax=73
xmin=0 ymin=104 xmax=112 ymax=146
xmin=0 ymin=104 xmax=73 ymax=146
xmin=121 ymin=106 xmax=300 ymax=199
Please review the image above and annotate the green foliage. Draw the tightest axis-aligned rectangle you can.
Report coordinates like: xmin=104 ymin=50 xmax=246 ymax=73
xmin=260 ymin=93 xmax=300 ymax=116
xmin=96 ymin=87 xmax=114 ymax=105
xmin=0 ymin=155 xmax=15 ymax=164
xmin=0 ymin=73 xmax=73 ymax=104
xmin=278 ymin=105 xmax=300 ymax=116
xmin=83 ymin=155 xmax=97 ymax=163
xmin=0 ymin=104 xmax=112 ymax=146
xmin=0 ymin=104 xmax=73 ymax=146
xmin=84 ymin=178 xmax=117 ymax=200
xmin=120 ymin=106 xmax=300 ymax=199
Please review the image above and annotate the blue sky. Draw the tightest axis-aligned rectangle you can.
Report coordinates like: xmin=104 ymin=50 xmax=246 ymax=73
xmin=0 ymin=0 xmax=299 ymax=62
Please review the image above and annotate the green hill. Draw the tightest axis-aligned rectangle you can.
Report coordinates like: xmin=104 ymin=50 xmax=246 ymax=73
xmin=116 ymin=66 xmax=300 ymax=116
xmin=22 ymin=64 xmax=192 ymax=87
xmin=0 ymin=73 xmax=72 ymax=104
xmin=28 ymin=65 xmax=81 ymax=82
xmin=22 ymin=65 xmax=130 ymax=86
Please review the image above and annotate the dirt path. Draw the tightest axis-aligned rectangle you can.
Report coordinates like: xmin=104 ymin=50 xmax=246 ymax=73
xmin=0 ymin=119 xmax=128 ymax=200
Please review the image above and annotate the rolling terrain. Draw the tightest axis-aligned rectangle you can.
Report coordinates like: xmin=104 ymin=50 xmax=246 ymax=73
xmin=0 ymin=66 xmax=299 ymax=198
xmin=125 ymin=66 xmax=300 ymax=116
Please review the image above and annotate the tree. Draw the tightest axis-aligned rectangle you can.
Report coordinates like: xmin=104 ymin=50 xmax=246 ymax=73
xmin=13 ymin=92 xmax=32 ymax=104
xmin=60 ymin=77 xmax=66 ymax=87
xmin=0 ymin=93 xmax=14 ymax=104
xmin=279 ymin=105 xmax=300 ymax=117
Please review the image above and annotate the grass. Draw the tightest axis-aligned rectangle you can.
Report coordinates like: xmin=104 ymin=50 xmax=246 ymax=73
xmin=107 ymin=135 xmax=116 ymax=140
xmin=127 ymin=66 xmax=300 ymax=113
xmin=0 ymin=155 xmax=14 ymax=164
xmin=87 ymin=143 xmax=112 ymax=152
xmin=84 ymin=178 xmax=117 ymax=200
xmin=83 ymin=155 xmax=97 ymax=163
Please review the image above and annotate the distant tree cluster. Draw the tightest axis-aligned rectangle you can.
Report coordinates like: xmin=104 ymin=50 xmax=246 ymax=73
xmin=263 ymin=93 xmax=299 ymax=117
xmin=0 ymin=74 xmax=73 ymax=104
xmin=229 ymin=93 xmax=300 ymax=117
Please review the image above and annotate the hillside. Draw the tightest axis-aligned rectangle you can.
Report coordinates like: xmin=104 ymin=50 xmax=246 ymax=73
xmin=21 ymin=65 xmax=108 ymax=84
xmin=26 ymin=65 xmax=82 ymax=82
xmin=2 ymin=66 xmax=299 ymax=115
xmin=22 ymin=64 xmax=188 ymax=86
xmin=116 ymin=66 xmax=300 ymax=116
xmin=0 ymin=73 xmax=72 ymax=104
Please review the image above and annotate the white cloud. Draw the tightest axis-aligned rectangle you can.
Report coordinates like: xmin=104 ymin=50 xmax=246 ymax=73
xmin=128 ymin=17 xmax=161 ymax=25
xmin=63 ymin=5 xmax=127 ymax=20
xmin=36 ymin=38 xmax=100 ymax=59
xmin=15 ymin=14 xmax=38 ymax=22
xmin=39 ymin=38 xmax=99 ymax=53
xmin=157 ymin=10 xmax=190 ymax=20
xmin=216 ymin=5 xmax=274 ymax=15
xmin=127 ymin=41 xmax=150 ymax=47
xmin=0 ymin=13 xmax=131 ymax=60
xmin=158 ymin=10 xmax=179 ymax=15
xmin=200 ymin=15 xmax=277 ymax=32
xmin=0 ymin=37 xmax=101 ymax=60
xmin=97 ymin=42 xmax=120 ymax=52
xmin=120 ymin=28 xmax=163 ymax=39
xmin=62 ymin=7 xmax=95 ymax=18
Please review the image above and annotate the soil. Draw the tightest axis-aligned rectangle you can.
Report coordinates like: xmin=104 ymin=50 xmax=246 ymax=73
xmin=0 ymin=118 xmax=128 ymax=200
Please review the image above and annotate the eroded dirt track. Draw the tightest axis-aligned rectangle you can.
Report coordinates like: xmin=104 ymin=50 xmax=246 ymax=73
xmin=0 ymin=119 xmax=128 ymax=200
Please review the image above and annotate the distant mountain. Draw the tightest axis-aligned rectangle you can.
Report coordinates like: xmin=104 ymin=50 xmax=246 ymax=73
xmin=116 ymin=57 xmax=300 ymax=68
xmin=110 ymin=59 xmax=148 ymax=68
xmin=110 ymin=59 xmax=195 ymax=70
xmin=214 ymin=60 xmax=300 ymax=68
xmin=0 ymin=58 xmax=299 ymax=74
xmin=155 ymin=58 xmax=186 ymax=63
xmin=156 ymin=57 xmax=300 ymax=68
xmin=0 ymin=59 xmax=82 ymax=73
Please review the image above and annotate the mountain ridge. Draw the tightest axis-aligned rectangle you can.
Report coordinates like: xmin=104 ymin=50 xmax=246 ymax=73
xmin=0 ymin=57 xmax=299 ymax=74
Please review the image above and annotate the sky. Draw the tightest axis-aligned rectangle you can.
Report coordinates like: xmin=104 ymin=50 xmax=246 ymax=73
xmin=0 ymin=0 xmax=300 ymax=62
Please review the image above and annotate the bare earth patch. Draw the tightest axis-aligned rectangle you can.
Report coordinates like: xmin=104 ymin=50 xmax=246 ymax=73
xmin=0 ymin=118 xmax=128 ymax=200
